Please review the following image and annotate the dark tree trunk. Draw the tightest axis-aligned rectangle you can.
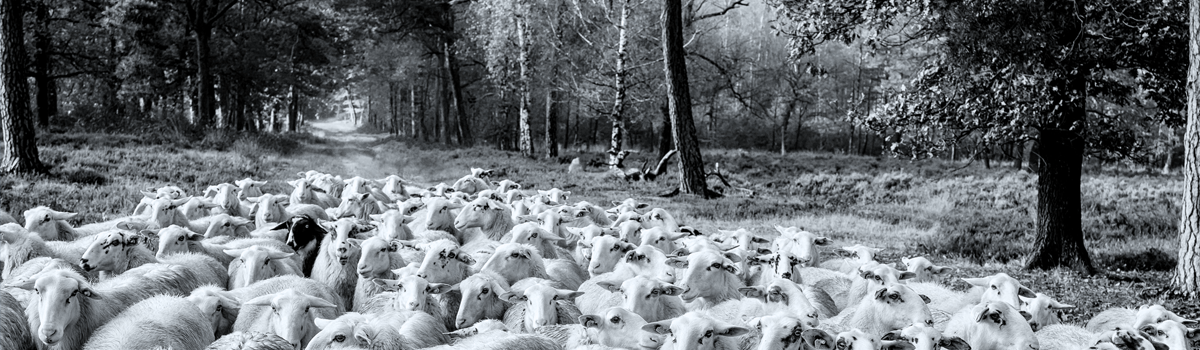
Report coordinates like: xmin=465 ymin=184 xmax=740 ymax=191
xmin=663 ymin=0 xmax=708 ymax=197
xmin=439 ymin=72 xmax=449 ymax=144
xmin=0 ymin=0 xmax=43 ymax=173
xmin=32 ymin=0 xmax=54 ymax=127
xmin=443 ymin=36 xmax=473 ymax=146
xmin=1175 ymin=0 xmax=1200 ymax=297
xmin=1014 ymin=141 xmax=1025 ymax=170
xmin=287 ymin=87 xmax=299 ymax=132
xmin=658 ymin=104 xmax=672 ymax=159
xmin=545 ymin=89 xmax=559 ymax=158
xmin=195 ymin=19 xmax=215 ymax=127
xmin=1026 ymin=72 xmax=1094 ymax=274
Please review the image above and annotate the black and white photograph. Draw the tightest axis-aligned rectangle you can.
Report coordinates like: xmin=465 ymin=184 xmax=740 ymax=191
xmin=0 ymin=0 xmax=1198 ymax=349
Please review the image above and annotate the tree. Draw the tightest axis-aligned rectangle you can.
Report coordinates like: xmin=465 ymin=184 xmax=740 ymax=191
xmin=773 ymin=0 xmax=1185 ymax=273
xmin=1 ymin=0 xmax=42 ymax=173
xmin=663 ymin=0 xmax=709 ymax=196
xmin=1177 ymin=0 xmax=1200 ymax=298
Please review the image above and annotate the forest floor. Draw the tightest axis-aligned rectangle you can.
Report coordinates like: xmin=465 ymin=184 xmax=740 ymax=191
xmin=0 ymin=119 xmax=1194 ymax=322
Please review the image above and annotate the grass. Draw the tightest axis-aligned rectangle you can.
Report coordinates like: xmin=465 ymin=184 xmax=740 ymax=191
xmin=0 ymin=124 xmax=1192 ymax=321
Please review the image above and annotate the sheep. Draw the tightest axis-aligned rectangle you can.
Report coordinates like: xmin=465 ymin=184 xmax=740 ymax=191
xmin=1090 ymin=329 xmax=1169 ymax=350
xmin=507 ymin=222 xmax=572 ymax=260
xmin=454 ymin=197 xmax=515 ymax=243
xmin=1020 ymin=293 xmax=1075 ymax=332
xmin=580 ymin=235 xmax=635 ymax=277
xmin=82 ymin=295 xmax=215 ymax=350
xmin=481 ymin=243 xmax=556 ymax=287
xmin=667 ymin=249 xmax=746 ymax=309
xmin=236 ymin=178 xmax=270 ymax=200
xmin=638 ymin=226 xmax=688 ymax=258
xmin=743 ymin=314 xmax=809 ymax=350
xmin=802 ymin=328 xmax=913 ymax=350
xmin=453 ymin=170 xmax=490 ymax=195
xmin=370 ymin=275 xmax=452 ymax=322
xmin=226 ymin=246 xmax=302 ymax=289
xmin=132 ymin=185 xmax=188 ymax=213
xmin=78 ymin=229 xmax=157 ymax=279
xmin=1086 ymin=304 xmax=1197 ymax=334
xmin=202 ymin=214 xmax=256 ymax=239
xmin=22 ymin=206 xmax=135 ymax=241
xmin=579 ymin=307 xmax=665 ymax=350
xmin=307 ymin=312 xmax=403 ymax=350
xmin=234 ymin=288 xmax=341 ymax=350
xmin=206 ymin=183 xmax=249 ymax=218
xmin=961 ymin=273 xmax=1036 ymax=310
xmin=445 ymin=319 xmax=510 ymax=338
xmin=740 ymin=278 xmax=833 ymax=322
xmin=1141 ymin=320 xmax=1196 ymax=350
xmin=189 ymin=285 xmax=242 ymax=339
xmin=641 ymin=311 xmax=751 ymax=350
xmin=2 ymin=257 xmax=88 ymax=306
xmin=290 ymin=178 xmax=341 ymax=209
xmin=1034 ymin=324 xmax=1095 ymax=350
xmin=312 ymin=218 xmax=364 ymax=309
xmin=639 ymin=208 xmax=679 ymax=233
xmin=1131 ymin=305 xmax=1197 ymax=331
xmin=369 ymin=210 xmax=414 ymax=241
xmin=308 ymin=174 xmax=347 ymax=201
xmin=141 ymin=196 xmax=198 ymax=230
xmin=328 ymin=193 xmax=384 ymax=221
xmin=272 ymin=215 xmax=329 ymax=277
xmin=944 ymin=301 xmax=1038 ymax=350
xmin=900 ymin=257 xmax=952 ymax=283
xmin=452 ymin=270 xmax=512 ymax=329
xmin=881 ymin=324 xmax=969 ymax=350
xmin=772 ymin=225 xmax=832 ymax=268
xmin=0 ymin=207 xmax=16 ymax=226
xmin=0 ymin=289 xmax=35 ymax=350
xmin=340 ymin=176 xmax=375 ymax=201
xmin=747 ymin=250 xmax=810 ymax=286
xmin=842 ymin=261 xmax=916 ymax=312
xmin=568 ymin=201 xmax=613 ymax=228
xmin=158 ymin=226 xmax=292 ymax=267
xmin=615 ymin=217 xmax=644 ymax=243
xmin=249 ymin=194 xmax=293 ymax=229
xmin=9 ymin=256 xmax=223 ymax=350
xmin=827 ymin=284 xmax=935 ymax=339
xmin=820 ymin=245 xmax=883 ymax=275
xmin=354 ymin=234 xmax=409 ymax=311
xmin=206 ymin=331 xmax=293 ymax=350
xmin=538 ymin=188 xmax=571 ymax=205
xmin=592 ymin=275 xmax=687 ymax=322
xmin=608 ymin=198 xmax=649 ymax=215
xmin=0 ymin=223 xmax=94 ymax=280
xmin=415 ymin=198 xmax=464 ymax=241
xmin=422 ymin=183 xmax=457 ymax=198
xmin=378 ymin=175 xmax=414 ymax=200
xmin=424 ymin=329 xmax=561 ymax=350
xmin=500 ymin=278 xmax=584 ymax=332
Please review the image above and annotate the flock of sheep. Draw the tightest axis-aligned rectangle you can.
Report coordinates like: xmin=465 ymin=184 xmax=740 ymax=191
xmin=0 ymin=167 xmax=1196 ymax=350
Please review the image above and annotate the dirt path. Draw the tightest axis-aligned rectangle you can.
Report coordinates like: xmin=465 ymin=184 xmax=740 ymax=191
xmin=302 ymin=118 xmax=399 ymax=179
xmin=306 ymin=118 xmax=391 ymax=143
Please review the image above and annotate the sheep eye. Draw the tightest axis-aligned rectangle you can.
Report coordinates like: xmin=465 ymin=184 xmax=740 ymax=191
xmin=70 ymin=290 xmax=78 ymax=297
xmin=43 ymin=215 xmax=51 ymax=222
xmin=704 ymin=330 xmax=713 ymax=338
xmin=990 ymin=285 xmax=998 ymax=290
xmin=610 ymin=316 xmax=621 ymax=324
xmin=447 ymin=252 xmax=456 ymax=259
xmin=334 ymin=335 xmax=345 ymax=342
xmin=305 ymin=307 xmax=310 ymax=313
xmin=216 ymin=305 xmax=223 ymax=312
xmin=481 ymin=288 xmax=489 ymax=294
xmin=710 ymin=263 xmax=722 ymax=269
xmin=511 ymin=253 xmax=521 ymax=258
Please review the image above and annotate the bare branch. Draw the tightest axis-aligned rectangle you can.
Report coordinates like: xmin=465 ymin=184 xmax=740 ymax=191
xmin=693 ymin=0 xmax=747 ymax=22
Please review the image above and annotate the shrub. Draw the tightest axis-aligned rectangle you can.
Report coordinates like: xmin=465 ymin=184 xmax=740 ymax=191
xmin=917 ymin=207 xmax=1032 ymax=265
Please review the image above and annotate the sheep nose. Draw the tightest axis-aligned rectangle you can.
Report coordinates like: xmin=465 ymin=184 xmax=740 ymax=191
xmin=415 ymin=273 xmax=427 ymax=279
xmin=409 ymin=302 xmax=420 ymax=309
xmin=535 ymin=319 xmax=548 ymax=326
xmin=781 ymin=272 xmax=792 ymax=279
xmin=41 ymin=328 xmax=57 ymax=338
xmin=456 ymin=319 xmax=468 ymax=328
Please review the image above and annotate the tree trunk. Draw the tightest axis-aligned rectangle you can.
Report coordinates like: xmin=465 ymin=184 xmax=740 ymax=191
xmin=0 ymin=0 xmax=42 ymax=173
xmin=663 ymin=0 xmax=708 ymax=197
xmin=1025 ymin=73 xmax=1094 ymax=273
xmin=658 ymin=104 xmax=672 ymax=159
xmin=32 ymin=0 xmax=54 ymax=127
xmin=195 ymin=16 xmax=216 ymax=127
xmin=608 ymin=0 xmax=630 ymax=168
xmin=545 ymin=89 xmax=559 ymax=158
xmin=517 ymin=16 xmax=534 ymax=158
xmin=411 ymin=80 xmax=419 ymax=139
xmin=1175 ymin=0 xmax=1200 ymax=297
xmin=1014 ymin=141 xmax=1025 ymax=170
xmin=287 ymin=86 xmax=299 ymax=132
xmin=439 ymin=72 xmax=449 ymax=144
xmin=443 ymin=36 xmax=473 ymax=146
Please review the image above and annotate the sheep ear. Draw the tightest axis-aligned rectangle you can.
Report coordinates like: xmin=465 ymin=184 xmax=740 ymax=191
xmin=1019 ymin=311 xmax=1033 ymax=321
xmin=1049 ymin=300 xmax=1076 ymax=310
xmin=739 ymin=286 xmax=766 ymax=299
xmin=373 ymin=279 xmax=400 ymax=292
xmin=715 ymin=324 xmax=749 ymax=337
xmin=881 ymin=331 xmax=902 ymax=341
xmin=445 ymin=328 xmax=478 ymax=337
xmin=314 ymin=318 xmax=333 ymax=330
xmin=939 ymin=337 xmax=970 ymax=350
xmin=665 ymin=258 xmax=688 ymax=269
xmin=556 ymin=290 xmax=585 ymax=301
xmin=802 ymin=329 xmax=835 ymax=350
xmin=962 ymin=277 xmax=989 ymax=287
xmin=1018 ymin=286 xmax=1037 ymax=299
xmin=1149 ymin=340 xmax=1170 ymax=350
xmin=595 ymin=281 xmax=621 ymax=293
xmin=4 ymin=276 xmax=35 ymax=290
xmin=920 ymin=294 xmax=931 ymax=304
xmin=117 ymin=221 xmax=149 ymax=231
xmin=580 ymin=315 xmax=601 ymax=328
xmin=931 ymin=266 xmax=953 ymax=274
xmin=899 ymin=272 xmax=917 ymax=280
xmin=223 ymin=248 xmax=246 ymax=257
xmin=642 ymin=319 xmax=674 ymax=335
xmin=881 ymin=340 xmax=916 ymax=350
xmin=456 ymin=253 xmax=476 ymax=265
xmin=243 ymin=294 xmax=274 ymax=306
xmin=813 ymin=237 xmax=832 ymax=246
xmin=722 ymin=252 xmax=743 ymax=263
xmin=499 ymin=292 xmax=525 ymax=303
xmin=307 ymin=296 xmax=338 ymax=309
xmin=427 ymin=283 xmax=452 ymax=295
xmin=661 ymin=285 xmax=684 ymax=296
xmin=751 ymin=237 xmax=770 ymax=244
xmin=517 ymin=215 xmax=538 ymax=223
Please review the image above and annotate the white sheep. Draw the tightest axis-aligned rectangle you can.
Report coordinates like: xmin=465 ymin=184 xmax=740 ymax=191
xmin=0 ymin=223 xmax=95 ymax=281
xmin=568 ymin=201 xmax=614 ymax=228
xmin=1090 ymin=329 xmax=1167 ymax=350
xmin=506 ymin=222 xmax=572 ymax=260
xmin=743 ymin=314 xmax=809 ymax=350
xmin=290 ymin=178 xmax=341 ymax=209
xmin=900 ymin=257 xmax=952 ymax=283
xmin=368 ymin=210 xmax=415 ymax=241
xmin=2 ymin=257 xmax=89 ymax=306
xmin=594 ymin=275 xmax=686 ymax=323
xmin=189 ymin=285 xmax=242 ymax=339
xmin=842 ymin=261 xmax=916 ymax=312
xmin=667 ymin=249 xmax=746 ymax=309
xmin=236 ymin=178 xmax=269 ymax=199
xmin=944 ymin=301 xmax=1038 ymax=350
xmin=369 ymin=274 xmax=451 ymax=318
xmin=961 ymin=273 xmax=1036 ymax=310
xmin=248 ymin=194 xmax=292 ymax=229
xmin=607 ymin=198 xmax=649 ymax=215
xmin=327 ymin=193 xmax=384 ymax=221
xmin=414 ymin=198 xmax=464 ymax=241
xmin=158 ymin=226 xmax=292 ymax=267
xmin=206 ymin=331 xmax=293 ymax=350
xmin=1034 ymin=324 xmax=1095 ymax=350
xmin=412 ymin=239 xmax=477 ymax=286
xmin=82 ymin=295 xmax=215 ymax=350
xmin=739 ymin=277 xmax=830 ymax=322
xmin=205 ymin=183 xmax=249 ymax=218
xmin=452 ymin=270 xmax=512 ymax=329
xmin=199 ymin=214 xmax=256 ymax=239
xmin=233 ymin=288 xmax=341 ymax=350
xmin=22 ymin=206 xmax=137 ymax=241
xmin=307 ymin=313 xmax=405 ymax=350
xmin=377 ymin=175 xmax=414 ymax=201
xmin=0 ymin=289 xmax=35 ymax=350
xmin=354 ymin=234 xmax=409 ymax=311
xmin=78 ymin=229 xmax=156 ymax=279
xmin=883 ymin=324 xmax=969 ymax=350
xmin=1086 ymin=304 xmax=1197 ymax=334
xmin=641 ymin=311 xmax=751 ymax=350
xmin=802 ymin=328 xmax=913 ymax=350
xmin=226 ymin=246 xmax=302 ymax=289
xmin=820 ymin=244 xmax=883 ymax=275
xmin=1141 ymin=320 xmax=1196 ymax=350
xmin=453 ymin=170 xmax=490 ymax=195
xmin=453 ymin=197 xmax=515 ymax=243
xmin=311 ymin=218 xmax=363 ymax=309
xmin=579 ymin=235 xmax=635 ymax=277
xmin=1020 ymin=293 xmax=1074 ymax=332
xmin=481 ymin=243 xmax=557 ymax=287
xmin=500 ymin=278 xmax=584 ymax=332
xmin=578 ymin=307 xmax=663 ymax=349
xmin=825 ymin=284 xmax=934 ymax=339
xmin=772 ymin=225 xmax=832 ymax=268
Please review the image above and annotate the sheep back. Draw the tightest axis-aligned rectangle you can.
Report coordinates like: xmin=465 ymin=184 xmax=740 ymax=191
xmin=0 ymin=289 xmax=35 ymax=350
xmin=83 ymin=295 xmax=215 ymax=350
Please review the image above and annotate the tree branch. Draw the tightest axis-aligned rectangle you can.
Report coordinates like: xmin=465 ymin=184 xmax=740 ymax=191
xmin=692 ymin=0 xmax=747 ymax=22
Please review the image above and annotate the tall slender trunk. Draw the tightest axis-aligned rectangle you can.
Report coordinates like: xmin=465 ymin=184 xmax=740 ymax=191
xmin=410 ymin=80 xmax=418 ymax=138
xmin=658 ymin=104 xmax=672 ymax=159
xmin=517 ymin=16 xmax=534 ymax=158
xmin=443 ymin=37 xmax=473 ymax=146
xmin=608 ymin=0 xmax=630 ymax=168
xmin=195 ymin=15 xmax=216 ymax=127
xmin=663 ymin=0 xmax=707 ymax=196
xmin=287 ymin=86 xmax=299 ymax=132
xmin=1175 ymin=0 xmax=1200 ymax=297
xmin=1014 ymin=141 xmax=1026 ymax=170
xmin=439 ymin=72 xmax=449 ymax=144
xmin=1026 ymin=72 xmax=1094 ymax=274
xmin=781 ymin=100 xmax=795 ymax=155
xmin=545 ymin=89 xmax=559 ymax=158
xmin=0 ymin=0 xmax=43 ymax=173
xmin=33 ymin=0 xmax=54 ymax=127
